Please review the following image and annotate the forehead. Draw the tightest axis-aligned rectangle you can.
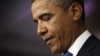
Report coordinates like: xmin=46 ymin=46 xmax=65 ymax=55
xmin=31 ymin=1 xmax=51 ymax=18
xmin=32 ymin=0 xmax=50 ymax=9
xmin=31 ymin=0 xmax=64 ymax=18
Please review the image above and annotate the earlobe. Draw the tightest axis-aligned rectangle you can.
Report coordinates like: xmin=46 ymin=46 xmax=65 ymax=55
xmin=71 ymin=2 xmax=82 ymax=21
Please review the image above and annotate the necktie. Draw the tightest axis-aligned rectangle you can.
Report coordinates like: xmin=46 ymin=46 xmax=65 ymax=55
xmin=63 ymin=51 xmax=73 ymax=56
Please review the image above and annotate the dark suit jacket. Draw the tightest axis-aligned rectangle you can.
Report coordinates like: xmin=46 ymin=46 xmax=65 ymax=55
xmin=77 ymin=35 xmax=100 ymax=56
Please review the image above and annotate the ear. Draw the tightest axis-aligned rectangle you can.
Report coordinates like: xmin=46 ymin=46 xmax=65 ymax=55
xmin=70 ymin=2 xmax=82 ymax=21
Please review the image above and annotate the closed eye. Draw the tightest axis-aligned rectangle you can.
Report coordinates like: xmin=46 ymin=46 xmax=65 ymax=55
xmin=39 ymin=13 xmax=54 ymax=21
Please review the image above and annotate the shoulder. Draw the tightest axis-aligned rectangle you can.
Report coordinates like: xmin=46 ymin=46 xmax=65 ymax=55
xmin=89 ymin=35 xmax=100 ymax=56
xmin=77 ymin=35 xmax=100 ymax=56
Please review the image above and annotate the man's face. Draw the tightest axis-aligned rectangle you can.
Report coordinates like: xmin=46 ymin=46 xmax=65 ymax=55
xmin=31 ymin=0 xmax=75 ymax=53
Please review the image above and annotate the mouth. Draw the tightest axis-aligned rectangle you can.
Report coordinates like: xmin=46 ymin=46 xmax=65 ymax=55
xmin=44 ymin=36 xmax=54 ymax=44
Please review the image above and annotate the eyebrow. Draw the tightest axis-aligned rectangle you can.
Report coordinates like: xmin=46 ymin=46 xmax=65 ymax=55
xmin=33 ymin=13 xmax=53 ymax=23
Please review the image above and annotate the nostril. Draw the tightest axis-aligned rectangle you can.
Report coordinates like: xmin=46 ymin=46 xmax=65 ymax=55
xmin=40 ymin=31 xmax=47 ymax=36
xmin=37 ymin=24 xmax=48 ymax=36
xmin=37 ymin=29 xmax=47 ymax=36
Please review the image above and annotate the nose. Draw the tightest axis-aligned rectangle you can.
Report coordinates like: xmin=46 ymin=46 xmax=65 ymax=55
xmin=37 ymin=23 xmax=48 ymax=36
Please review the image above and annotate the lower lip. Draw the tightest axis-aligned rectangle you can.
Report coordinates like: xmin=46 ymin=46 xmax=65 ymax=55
xmin=46 ymin=37 xmax=54 ymax=45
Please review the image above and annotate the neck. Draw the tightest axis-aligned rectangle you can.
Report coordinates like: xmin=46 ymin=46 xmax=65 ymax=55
xmin=70 ymin=22 xmax=87 ymax=50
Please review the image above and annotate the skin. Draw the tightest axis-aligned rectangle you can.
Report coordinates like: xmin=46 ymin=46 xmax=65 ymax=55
xmin=31 ymin=0 xmax=86 ymax=53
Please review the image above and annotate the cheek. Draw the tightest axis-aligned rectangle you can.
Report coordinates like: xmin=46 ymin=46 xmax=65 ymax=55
xmin=48 ymin=24 xmax=64 ymax=43
xmin=47 ymin=23 xmax=62 ymax=35
xmin=47 ymin=23 xmax=62 ymax=41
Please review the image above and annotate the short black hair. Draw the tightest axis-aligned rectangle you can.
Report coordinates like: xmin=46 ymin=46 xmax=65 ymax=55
xmin=32 ymin=0 xmax=85 ymax=21
xmin=32 ymin=0 xmax=84 ymax=10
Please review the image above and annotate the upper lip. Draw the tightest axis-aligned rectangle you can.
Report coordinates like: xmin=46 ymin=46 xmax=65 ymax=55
xmin=42 ymin=36 xmax=54 ymax=42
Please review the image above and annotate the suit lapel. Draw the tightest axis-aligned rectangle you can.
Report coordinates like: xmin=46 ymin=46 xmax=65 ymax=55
xmin=77 ymin=35 xmax=99 ymax=56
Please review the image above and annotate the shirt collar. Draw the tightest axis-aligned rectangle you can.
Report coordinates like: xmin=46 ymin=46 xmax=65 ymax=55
xmin=68 ymin=30 xmax=91 ymax=56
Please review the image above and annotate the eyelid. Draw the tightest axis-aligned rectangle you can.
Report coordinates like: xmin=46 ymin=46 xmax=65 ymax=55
xmin=39 ymin=13 xmax=54 ymax=21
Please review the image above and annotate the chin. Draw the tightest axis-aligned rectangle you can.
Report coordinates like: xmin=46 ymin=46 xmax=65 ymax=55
xmin=51 ymin=50 xmax=58 ymax=54
xmin=51 ymin=48 xmax=62 ymax=54
xmin=51 ymin=48 xmax=58 ymax=54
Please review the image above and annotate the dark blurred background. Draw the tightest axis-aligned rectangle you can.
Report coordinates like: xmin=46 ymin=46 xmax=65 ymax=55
xmin=0 ymin=0 xmax=100 ymax=56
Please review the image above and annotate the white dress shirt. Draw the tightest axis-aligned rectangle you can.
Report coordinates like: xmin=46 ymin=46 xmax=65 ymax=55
xmin=67 ymin=30 xmax=91 ymax=56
